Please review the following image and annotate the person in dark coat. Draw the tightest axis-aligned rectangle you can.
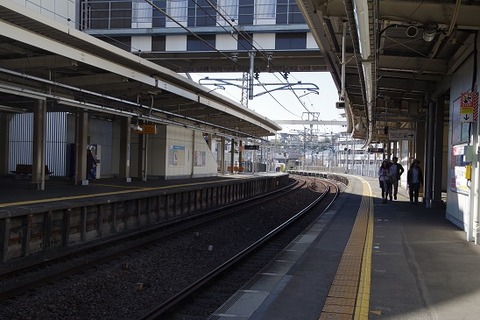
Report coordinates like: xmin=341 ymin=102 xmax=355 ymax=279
xmin=86 ymin=148 xmax=97 ymax=180
xmin=389 ymin=156 xmax=405 ymax=200
xmin=407 ymin=159 xmax=423 ymax=204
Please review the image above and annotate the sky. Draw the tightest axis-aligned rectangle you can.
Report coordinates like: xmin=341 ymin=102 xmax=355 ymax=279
xmin=188 ymin=72 xmax=346 ymax=135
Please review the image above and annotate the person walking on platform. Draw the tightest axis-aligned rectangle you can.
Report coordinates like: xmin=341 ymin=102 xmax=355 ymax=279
xmin=389 ymin=156 xmax=404 ymax=200
xmin=378 ymin=160 xmax=392 ymax=203
xmin=407 ymin=159 xmax=423 ymax=204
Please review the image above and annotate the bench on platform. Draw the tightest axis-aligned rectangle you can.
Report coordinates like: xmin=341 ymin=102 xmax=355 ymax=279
xmin=10 ymin=164 xmax=53 ymax=179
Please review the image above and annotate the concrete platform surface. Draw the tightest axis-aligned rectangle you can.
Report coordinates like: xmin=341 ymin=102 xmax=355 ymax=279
xmin=210 ymin=175 xmax=480 ymax=320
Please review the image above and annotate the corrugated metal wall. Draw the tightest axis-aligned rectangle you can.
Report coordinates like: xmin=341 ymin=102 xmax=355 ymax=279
xmin=8 ymin=113 xmax=67 ymax=176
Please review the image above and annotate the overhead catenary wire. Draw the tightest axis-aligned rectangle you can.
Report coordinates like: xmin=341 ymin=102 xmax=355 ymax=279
xmin=190 ymin=0 xmax=317 ymax=117
xmin=143 ymin=0 xmax=292 ymax=114
xmin=80 ymin=1 xmax=319 ymax=119
xmin=201 ymin=0 xmax=315 ymax=105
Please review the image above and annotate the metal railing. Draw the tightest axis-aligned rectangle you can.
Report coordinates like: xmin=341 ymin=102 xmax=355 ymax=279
xmin=80 ymin=0 xmax=304 ymax=30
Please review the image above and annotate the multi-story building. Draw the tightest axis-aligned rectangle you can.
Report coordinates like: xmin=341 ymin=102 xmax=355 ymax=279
xmin=80 ymin=0 xmax=325 ymax=73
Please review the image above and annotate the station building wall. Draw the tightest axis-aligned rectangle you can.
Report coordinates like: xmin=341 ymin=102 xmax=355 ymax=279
xmin=129 ymin=124 xmax=218 ymax=179
xmin=163 ymin=126 xmax=217 ymax=179
xmin=447 ymin=52 xmax=476 ymax=234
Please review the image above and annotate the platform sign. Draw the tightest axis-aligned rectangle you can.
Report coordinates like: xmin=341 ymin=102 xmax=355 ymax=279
xmin=388 ymin=130 xmax=415 ymax=140
xmin=459 ymin=91 xmax=478 ymax=123
xmin=244 ymin=145 xmax=260 ymax=150
xmin=133 ymin=124 xmax=157 ymax=134
xmin=367 ymin=147 xmax=384 ymax=153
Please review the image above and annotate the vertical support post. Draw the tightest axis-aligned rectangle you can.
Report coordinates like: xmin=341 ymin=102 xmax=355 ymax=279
xmin=239 ymin=140 xmax=243 ymax=173
xmin=75 ymin=111 xmax=89 ymax=186
xmin=416 ymin=119 xmax=425 ymax=163
xmin=0 ymin=113 xmax=8 ymax=175
xmin=191 ymin=130 xmax=195 ymax=177
xmin=33 ymin=99 xmax=47 ymax=190
xmin=424 ymin=100 xmax=435 ymax=207
xmin=230 ymin=138 xmax=235 ymax=174
xmin=433 ymin=95 xmax=445 ymax=207
xmin=138 ymin=132 xmax=148 ymax=181
xmin=221 ymin=137 xmax=226 ymax=174
xmin=119 ymin=117 xmax=132 ymax=182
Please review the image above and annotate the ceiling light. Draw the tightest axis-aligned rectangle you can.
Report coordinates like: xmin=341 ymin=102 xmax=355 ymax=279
xmin=423 ymin=22 xmax=438 ymax=42
xmin=406 ymin=26 xmax=418 ymax=38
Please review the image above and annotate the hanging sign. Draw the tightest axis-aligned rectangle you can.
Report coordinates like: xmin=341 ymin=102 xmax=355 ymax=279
xmin=388 ymin=129 xmax=415 ymax=140
xmin=459 ymin=91 xmax=478 ymax=123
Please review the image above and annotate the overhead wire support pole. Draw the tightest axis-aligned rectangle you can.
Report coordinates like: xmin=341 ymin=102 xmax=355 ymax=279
xmin=241 ymin=72 xmax=249 ymax=107
xmin=249 ymin=51 xmax=255 ymax=100
xmin=341 ymin=21 xmax=346 ymax=100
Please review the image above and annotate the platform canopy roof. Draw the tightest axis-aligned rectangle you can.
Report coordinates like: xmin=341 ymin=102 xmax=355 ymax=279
xmin=297 ymin=0 xmax=480 ymax=144
xmin=0 ymin=2 xmax=281 ymax=139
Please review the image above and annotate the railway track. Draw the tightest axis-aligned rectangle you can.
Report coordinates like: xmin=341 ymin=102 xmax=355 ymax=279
xmin=140 ymin=176 xmax=340 ymax=319
xmin=0 ymin=176 xmax=341 ymax=320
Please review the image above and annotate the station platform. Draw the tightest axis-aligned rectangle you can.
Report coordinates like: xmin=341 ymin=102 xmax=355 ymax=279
xmin=210 ymin=175 xmax=480 ymax=320
xmin=0 ymin=173 xmax=278 ymax=207
xmin=0 ymin=172 xmax=292 ymax=266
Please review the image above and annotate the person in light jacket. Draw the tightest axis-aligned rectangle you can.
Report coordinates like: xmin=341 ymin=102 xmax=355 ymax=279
xmin=378 ymin=160 xmax=392 ymax=203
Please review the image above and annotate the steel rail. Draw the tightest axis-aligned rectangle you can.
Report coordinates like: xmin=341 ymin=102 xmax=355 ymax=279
xmin=139 ymin=178 xmax=339 ymax=320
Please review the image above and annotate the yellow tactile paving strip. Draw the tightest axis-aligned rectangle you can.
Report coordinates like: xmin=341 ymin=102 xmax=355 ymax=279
xmin=319 ymin=179 xmax=373 ymax=320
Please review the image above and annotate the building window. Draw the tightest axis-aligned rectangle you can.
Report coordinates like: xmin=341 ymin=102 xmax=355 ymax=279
xmin=190 ymin=0 xmax=216 ymax=27
xmin=187 ymin=34 xmax=215 ymax=51
xmin=217 ymin=0 xmax=239 ymax=26
xmin=152 ymin=36 xmax=166 ymax=51
xmin=276 ymin=0 xmax=304 ymax=24
xmin=167 ymin=0 xmax=188 ymax=27
xmin=255 ymin=0 xmax=276 ymax=25
xmin=132 ymin=1 xmax=152 ymax=28
xmin=237 ymin=32 xmax=254 ymax=51
xmin=275 ymin=33 xmax=306 ymax=49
